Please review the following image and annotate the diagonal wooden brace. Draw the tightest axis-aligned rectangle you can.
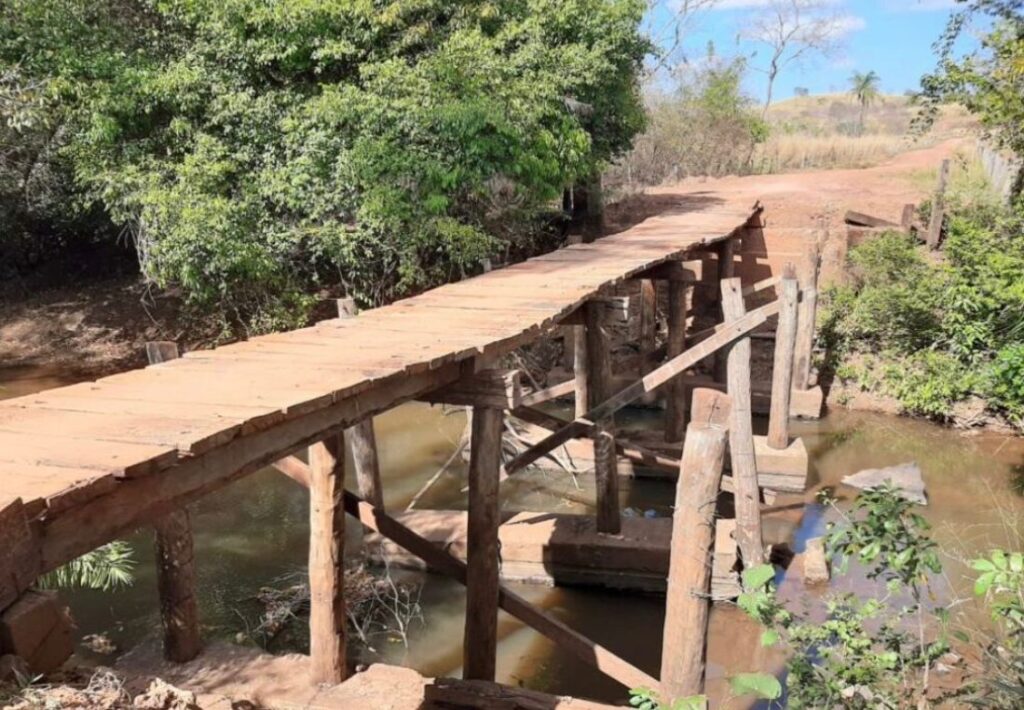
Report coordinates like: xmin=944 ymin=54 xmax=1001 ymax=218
xmin=504 ymin=298 xmax=782 ymax=475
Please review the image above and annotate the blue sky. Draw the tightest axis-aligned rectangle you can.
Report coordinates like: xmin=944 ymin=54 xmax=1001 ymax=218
xmin=644 ymin=0 xmax=980 ymax=102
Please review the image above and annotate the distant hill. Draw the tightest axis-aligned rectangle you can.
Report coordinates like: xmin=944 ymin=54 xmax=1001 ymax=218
xmin=766 ymin=93 xmax=976 ymax=139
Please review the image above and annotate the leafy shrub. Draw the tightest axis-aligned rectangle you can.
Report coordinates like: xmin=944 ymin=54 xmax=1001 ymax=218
xmin=1 ymin=0 xmax=650 ymax=325
xmin=822 ymin=199 xmax=1024 ymax=427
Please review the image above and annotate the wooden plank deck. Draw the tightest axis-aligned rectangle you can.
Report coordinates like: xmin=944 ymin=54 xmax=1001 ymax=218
xmin=0 ymin=199 xmax=759 ymax=574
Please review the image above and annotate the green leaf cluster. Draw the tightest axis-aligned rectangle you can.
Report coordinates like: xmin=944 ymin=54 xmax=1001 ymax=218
xmin=40 ymin=540 xmax=136 ymax=591
xmin=0 ymin=0 xmax=650 ymax=325
xmin=821 ymin=199 xmax=1024 ymax=426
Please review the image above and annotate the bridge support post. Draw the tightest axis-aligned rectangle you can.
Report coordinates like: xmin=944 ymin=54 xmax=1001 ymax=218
xmin=720 ymin=280 xmax=765 ymax=568
xmin=348 ymin=418 xmax=383 ymax=509
xmin=794 ymin=240 xmax=821 ymax=391
xmin=584 ymin=301 xmax=620 ymax=535
xmin=463 ymin=404 xmax=503 ymax=680
xmin=767 ymin=264 xmax=799 ymax=449
xmin=335 ymin=300 xmax=385 ymax=510
xmin=713 ymin=237 xmax=737 ymax=383
xmin=638 ymin=279 xmax=657 ymax=376
xmin=661 ymin=389 xmax=730 ymax=701
xmin=145 ymin=342 xmax=201 ymax=664
xmin=664 ymin=280 xmax=690 ymax=443
xmin=572 ymin=326 xmax=588 ymax=418
xmin=308 ymin=433 xmax=346 ymax=685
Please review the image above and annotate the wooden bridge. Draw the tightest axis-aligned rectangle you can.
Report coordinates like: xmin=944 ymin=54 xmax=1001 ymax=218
xmin=0 ymin=195 xmax=823 ymax=706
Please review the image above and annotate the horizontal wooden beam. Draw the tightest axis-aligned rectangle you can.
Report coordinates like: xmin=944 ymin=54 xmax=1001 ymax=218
xmin=343 ymin=490 xmax=658 ymax=691
xmin=505 ymin=298 xmax=782 ymax=475
xmin=421 ymin=369 xmax=523 ymax=410
xmin=271 ymin=455 xmax=310 ymax=488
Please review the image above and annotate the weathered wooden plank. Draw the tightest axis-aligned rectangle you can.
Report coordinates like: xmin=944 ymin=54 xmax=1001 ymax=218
xmin=0 ymin=498 xmax=41 ymax=611
xmin=661 ymin=389 xmax=730 ymax=701
xmin=0 ymin=431 xmax=177 ymax=479
xmin=0 ymin=464 xmax=118 ymax=517
xmin=720 ymin=279 xmax=765 ymax=568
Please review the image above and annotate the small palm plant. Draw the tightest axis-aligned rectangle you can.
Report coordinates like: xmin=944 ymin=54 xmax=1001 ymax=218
xmin=40 ymin=541 xmax=136 ymax=591
xmin=849 ymin=70 xmax=881 ymax=135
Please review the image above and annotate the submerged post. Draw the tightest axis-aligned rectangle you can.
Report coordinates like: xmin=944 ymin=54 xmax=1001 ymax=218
xmin=664 ymin=280 xmax=690 ymax=443
xmin=308 ymin=433 xmax=346 ymax=685
xmin=661 ymin=388 xmax=731 ymax=701
xmin=463 ymin=404 xmax=504 ymax=681
xmin=767 ymin=264 xmax=800 ymax=449
xmin=720 ymin=280 xmax=765 ymax=567
xmin=585 ymin=300 xmax=620 ymax=534
xmin=145 ymin=341 xmax=201 ymax=663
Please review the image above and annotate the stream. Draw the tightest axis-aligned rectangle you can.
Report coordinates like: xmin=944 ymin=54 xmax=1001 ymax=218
xmin=2 ymin=364 xmax=1023 ymax=707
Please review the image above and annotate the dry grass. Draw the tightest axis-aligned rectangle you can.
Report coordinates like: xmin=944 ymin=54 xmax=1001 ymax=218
xmin=752 ymin=133 xmax=912 ymax=173
xmin=750 ymin=95 xmax=979 ymax=174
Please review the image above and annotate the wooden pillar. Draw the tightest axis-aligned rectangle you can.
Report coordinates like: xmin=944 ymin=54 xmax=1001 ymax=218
xmin=713 ymin=238 xmax=737 ymax=383
xmin=638 ymin=279 xmax=657 ymax=375
xmin=927 ymin=159 xmax=950 ymax=250
xmin=462 ymin=405 xmax=504 ymax=681
xmin=348 ymin=418 xmax=383 ymax=510
xmin=719 ymin=280 xmax=765 ymax=567
xmin=335 ymin=300 xmax=385 ymax=511
xmin=584 ymin=301 xmax=620 ymax=535
xmin=664 ymin=280 xmax=690 ymax=443
xmin=145 ymin=341 xmax=201 ymax=663
xmin=661 ymin=389 xmax=730 ymax=701
xmin=900 ymin=203 xmax=916 ymax=231
xmin=572 ymin=326 xmax=588 ymax=418
xmin=308 ymin=434 xmax=346 ymax=685
xmin=794 ymin=241 xmax=821 ymax=391
xmin=767 ymin=264 xmax=799 ymax=449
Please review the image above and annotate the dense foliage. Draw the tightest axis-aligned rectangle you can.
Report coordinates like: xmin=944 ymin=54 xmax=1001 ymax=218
xmin=0 ymin=0 xmax=649 ymax=326
xmin=822 ymin=193 xmax=1024 ymax=427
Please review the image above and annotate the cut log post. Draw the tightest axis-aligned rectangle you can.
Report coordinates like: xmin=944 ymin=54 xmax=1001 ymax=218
xmin=794 ymin=240 xmax=821 ymax=391
xmin=661 ymin=389 xmax=731 ymax=701
xmin=145 ymin=342 xmax=201 ymax=664
xmin=308 ymin=434 xmax=346 ymax=685
xmin=463 ymin=405 xmax=504 ymax=681
xmin=584 ymin=301 xmax=620 ymax=535
xmin=901 ymin=203 xmax=916 ymax=231
xmin=639 ymin=279 xmax=657 ymax=375
xmin=664 ymin=280 xmax=690 ymax=443
xmin=713 ymin=238 xmax=737 ymax=383
xmin=767 ymin=264 xmax=800 ymax=450
xmin=561 ymin=326 xmax=576 ymax=371
xmin=927 ymin=159 xmax=950 ymax=250
xmin=719 ymin=281 xmax=765 ymax=568
xmin=348 ymin=418 xmax=383 ymax=510
xmin=573 ymin=326 xmax=588 ymax=418
xmin=334 ymin=301 xmax=385 ymax=511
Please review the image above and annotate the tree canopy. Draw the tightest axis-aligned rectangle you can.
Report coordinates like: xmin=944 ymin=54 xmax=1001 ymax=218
xmin=0 ymin=0 xmax=650 ymax=326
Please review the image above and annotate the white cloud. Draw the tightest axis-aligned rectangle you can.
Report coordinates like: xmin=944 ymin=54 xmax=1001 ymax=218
xmin=827 ymin=13 xmax=867 ymax=36
xmin=709 ymin=0 xmax=841 ymax=9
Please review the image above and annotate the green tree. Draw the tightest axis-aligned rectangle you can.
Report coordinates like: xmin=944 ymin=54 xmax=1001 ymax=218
xmin=0 ymin=0 xmax=650 ymax=327
xmin=849 ymin=69 xmax=880 ymax=134
xmin=918 ymin=1 xmax=1024 ymax=197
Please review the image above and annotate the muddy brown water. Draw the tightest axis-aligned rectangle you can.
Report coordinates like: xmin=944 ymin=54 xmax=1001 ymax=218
xmin=3 ymin=366 xmax=1023 ymax=707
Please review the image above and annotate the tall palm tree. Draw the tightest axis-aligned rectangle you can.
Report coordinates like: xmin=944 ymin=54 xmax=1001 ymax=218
xmin=849 ymin=70 xmax=881 ymax=135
